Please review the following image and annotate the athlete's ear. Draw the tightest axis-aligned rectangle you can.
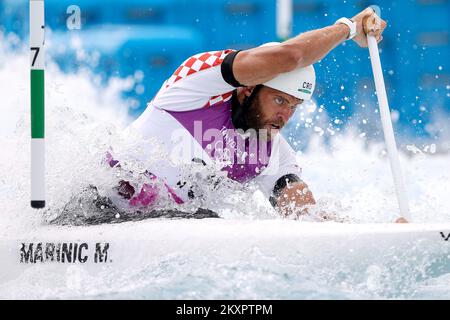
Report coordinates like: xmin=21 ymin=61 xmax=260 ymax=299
xmin=243 ymin=86 xmax=256 ymax=97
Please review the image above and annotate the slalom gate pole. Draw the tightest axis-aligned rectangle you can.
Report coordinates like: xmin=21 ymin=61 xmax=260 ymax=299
xmin=30 ymin=0 xmax=45 ymax=209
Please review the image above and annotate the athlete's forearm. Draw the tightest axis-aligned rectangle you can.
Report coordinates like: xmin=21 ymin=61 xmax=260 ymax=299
xmin=233 ymin=8 xmax=386 ymax=86
xmin=283 ymin=24 xmax=349 ymax=68
xmin=233 ymin=24 xmax=349 ymax=86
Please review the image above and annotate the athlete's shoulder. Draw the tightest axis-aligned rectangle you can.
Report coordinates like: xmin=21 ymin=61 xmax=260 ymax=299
xmin=164 ymin=49 xmax=236 ymax=89
xmin=152 ymin=49 xmax=238 ymax=112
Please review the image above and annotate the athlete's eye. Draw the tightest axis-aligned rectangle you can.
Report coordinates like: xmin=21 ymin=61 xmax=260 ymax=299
xmin=274 ymin=97 xmax=284 ymax=105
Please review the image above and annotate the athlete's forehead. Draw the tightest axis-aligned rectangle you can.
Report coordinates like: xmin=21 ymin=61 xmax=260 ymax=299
xmin=262 ymin=86 xmax=303 ymax=105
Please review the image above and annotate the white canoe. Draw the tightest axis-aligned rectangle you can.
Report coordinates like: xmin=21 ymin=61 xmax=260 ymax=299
xmin=1 ymin=220 xmax=450 ymax=298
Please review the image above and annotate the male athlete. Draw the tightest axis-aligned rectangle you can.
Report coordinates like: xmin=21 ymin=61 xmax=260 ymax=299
xmin=105 ymin=8 xmax=396 ymax=220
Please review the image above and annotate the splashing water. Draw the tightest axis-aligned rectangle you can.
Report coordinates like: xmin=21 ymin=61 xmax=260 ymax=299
xmin=1 ymin=32 xmax=450 ymax=299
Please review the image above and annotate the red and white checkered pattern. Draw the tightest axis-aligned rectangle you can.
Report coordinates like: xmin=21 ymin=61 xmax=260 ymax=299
xmin=166 ymin=50 xmax=232 ymax=87
xmin=205 ymin=91 xmax=233 ymax=107
xmin=160 ymin=49 xmax=236 ymax=108
xmin=165 ymin=49 xmax=233 ymax=86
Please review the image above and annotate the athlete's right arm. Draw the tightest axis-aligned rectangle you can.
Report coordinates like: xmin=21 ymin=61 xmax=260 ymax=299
xmin=232 ymin=8 xmax=386 ymax=86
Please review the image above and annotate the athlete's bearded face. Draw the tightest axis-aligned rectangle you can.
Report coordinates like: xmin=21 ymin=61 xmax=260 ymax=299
xmin=244 ymin=86 xmax=303 ymax=140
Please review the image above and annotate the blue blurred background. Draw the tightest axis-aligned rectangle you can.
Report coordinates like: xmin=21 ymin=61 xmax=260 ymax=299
xmin=1 ymin=0 xmax=449 ymax=144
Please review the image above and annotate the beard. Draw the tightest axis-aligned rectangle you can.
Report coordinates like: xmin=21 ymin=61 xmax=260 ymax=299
xmin=243 ymin=87 xmax=283 ymax=141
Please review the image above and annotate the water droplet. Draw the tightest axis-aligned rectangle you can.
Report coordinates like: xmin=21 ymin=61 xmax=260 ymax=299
xmin=430 ymin=144 xmax=436 ymax=154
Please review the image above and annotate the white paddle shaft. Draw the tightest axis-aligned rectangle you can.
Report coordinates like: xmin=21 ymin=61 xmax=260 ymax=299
xmin=367 ymin=35 xmax=410 ymax=220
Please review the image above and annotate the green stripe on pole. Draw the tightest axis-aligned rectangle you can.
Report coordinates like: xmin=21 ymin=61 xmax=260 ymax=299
xmin=31 ymin=69 xmax=45 ymax=138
